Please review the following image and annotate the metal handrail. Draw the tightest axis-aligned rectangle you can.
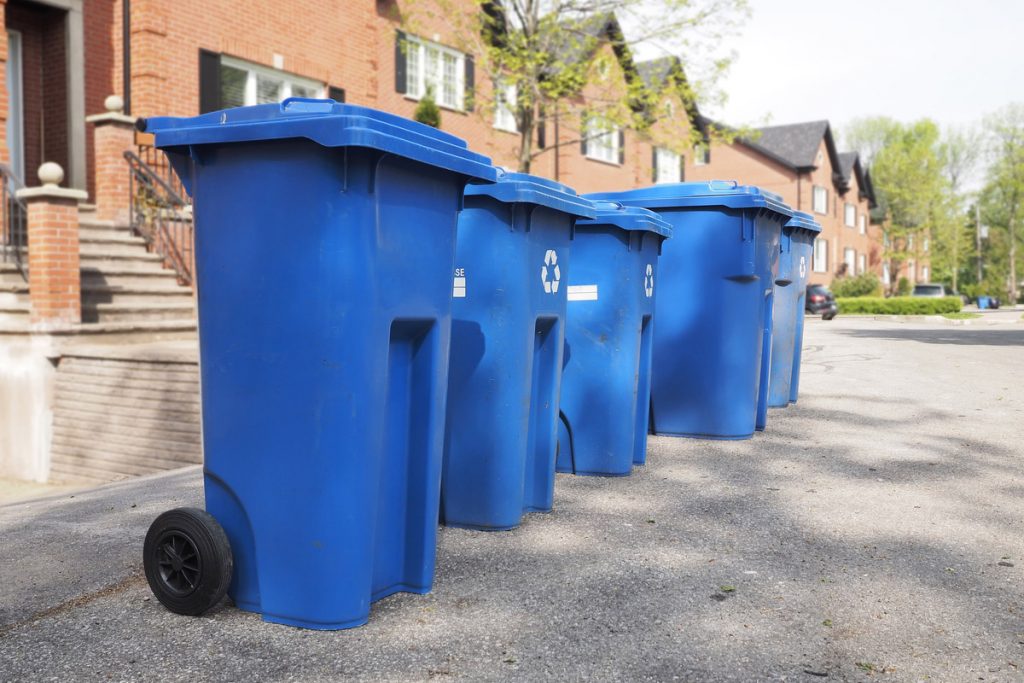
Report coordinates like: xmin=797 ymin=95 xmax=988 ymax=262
xmin=125 ymin=148 xmax=194 ymax=285
xmin=0 ymin=163 xmax=28 ymax=281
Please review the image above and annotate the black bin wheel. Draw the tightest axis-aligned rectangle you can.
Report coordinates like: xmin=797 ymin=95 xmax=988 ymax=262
xmin=143 ymin=507 xmax=233 ymax=616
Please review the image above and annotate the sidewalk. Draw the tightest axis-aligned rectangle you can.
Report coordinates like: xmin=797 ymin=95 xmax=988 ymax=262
xmin=1 ymin=316 xmax=1022 ymax=681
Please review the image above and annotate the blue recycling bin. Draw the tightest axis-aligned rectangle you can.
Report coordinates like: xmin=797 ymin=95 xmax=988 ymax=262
xmin=587 ymin=181 xmax=792 ymax=440
xmin=769 ymin=211 xmax=821 ymax=407
xmin=556 ymin=203 xmax=672 ymax=476
xmin=977 ymin=295 xmax=991 ymax=310
xmin=143 ymin=99 xmax=496 ymax=629
xmin=441 ymin=173 xmax=594 ymax=531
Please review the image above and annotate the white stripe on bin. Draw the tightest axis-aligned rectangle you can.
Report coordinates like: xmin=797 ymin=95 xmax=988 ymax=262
xmin=567 ymin=284 xmax=599 ymax=301
xmin=453 ymin=276 xmax=466 ymax=298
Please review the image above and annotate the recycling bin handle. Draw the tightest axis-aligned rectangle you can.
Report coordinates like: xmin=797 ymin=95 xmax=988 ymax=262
xmin=709 ymin=179 xmax=740 ymax=192
xmin=590 ymin=200 xmax=624 ymax=211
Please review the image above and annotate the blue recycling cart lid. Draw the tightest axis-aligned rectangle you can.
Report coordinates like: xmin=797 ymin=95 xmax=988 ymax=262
xmin=785 ymin=210 xmax=822 ymax=235
xmin=577 ymin=200 xmax=672 ymax=238
xmin=587 ymin=180 xmax=793 ymax=218
xmin=465 ymin=171 xmax=596 ymax=219
xmin=141 ymin=98 xmax=498 ymax=183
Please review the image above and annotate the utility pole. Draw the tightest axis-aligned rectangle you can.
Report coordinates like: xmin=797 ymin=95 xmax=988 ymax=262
xmin=976 ymin=203 xmax=983 ymax=284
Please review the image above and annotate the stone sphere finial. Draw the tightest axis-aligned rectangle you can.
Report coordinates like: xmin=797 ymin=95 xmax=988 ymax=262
xmin=38 ymin=162 xmax=64 ymax=187
xmin=104 ymin=94 xmax=124 ymax=114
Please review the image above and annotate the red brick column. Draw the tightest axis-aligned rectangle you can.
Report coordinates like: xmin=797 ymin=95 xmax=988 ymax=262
xmin=86 ymin=95 xmax=136 ymax=223
xmin=18 ymin=162 xmax=87 ymax=326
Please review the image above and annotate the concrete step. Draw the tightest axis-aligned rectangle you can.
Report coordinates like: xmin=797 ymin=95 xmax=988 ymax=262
xmin=0 ymin=301 xmax=29 ymax=321
xmin=81 ymin=283 xmax=193 ymax=306
xmin=80 ymin=265 xmax=181 ymax=288
xmin=84 ymin=302 xmax=195 ymax=323
xmin=79 ymin=251 xmax=166 ymax=267
xmin=79 ymin=242 xmax=155 ymax=258
xmin=0 ymin=281 xmax=28 ymax=295
xmin=78 ymin=231 xmax=148 ymax=247
xmin=0 ymin=263 xmax=27 ymax=285
xmin=78 ymin=224 xmax=139 ymax=242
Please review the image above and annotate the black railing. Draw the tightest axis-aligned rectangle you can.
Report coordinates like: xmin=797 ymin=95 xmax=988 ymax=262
xmin=125 ymin=146 xmax=193 ymax=285
xmin=0 ymin=163 xmax=28 ymax=280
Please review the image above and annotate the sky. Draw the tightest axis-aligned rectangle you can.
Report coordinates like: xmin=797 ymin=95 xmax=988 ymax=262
xmin=706 ymin=0 xmax=1024 ymax=149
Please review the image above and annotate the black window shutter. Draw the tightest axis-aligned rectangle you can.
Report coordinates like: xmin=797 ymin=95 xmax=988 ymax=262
xmin=328 ymin=86 xmax=345 ymax=103
xmin=680 ymin=154 xmax=686 ymax=182
xmin=580 ymin=115 xmax=588 ymax=155
xmin=537 ymin=119 xmax=546 ymax=149
xmin=198 ymin=49 xmax=221 ymax=114
xmin=652 ymin=147 xmax=658 ymax=182
xmin=618 ymin=129 xmax=625 ymax=165
xmin=463 ymin=56 xmax=474 ymax=110
xmin=395 ymin=31 xmax=407 ymax=94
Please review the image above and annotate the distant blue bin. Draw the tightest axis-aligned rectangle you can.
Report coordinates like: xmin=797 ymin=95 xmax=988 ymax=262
xmin=977 ymin=295 xmax=992 ymax=310
xmin=441 ymin=173 xmax=594 ymax=531
xmin=556 ymin=203 xmax=672 ymax=476
xmin=769 ymin=211 xmax=821 ymax=407
xmin=587 ymin=181 xmax=792 ymax=440
xmin=145 ymin=99 xmax=496 ymax=629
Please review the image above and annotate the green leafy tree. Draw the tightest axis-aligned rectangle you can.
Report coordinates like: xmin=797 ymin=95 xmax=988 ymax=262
xmin=980 ymin=103 xmax=1024 ymax=303
xmin=404 ymin=0 xmax=749 ymax=172
xmin=934 ymin=126 xmax=982 ymax=292
xmin=845 ymin=118 xmax=949 ymax=295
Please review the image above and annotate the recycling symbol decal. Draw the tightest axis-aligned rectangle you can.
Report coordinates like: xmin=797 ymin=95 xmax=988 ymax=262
xmin=644 ymin=263 xmax=655 ymax=298
xmin=799 ymin=255 xmax=807 ymax=279
xmin=541 ymin=249 xmax=561 ymax=294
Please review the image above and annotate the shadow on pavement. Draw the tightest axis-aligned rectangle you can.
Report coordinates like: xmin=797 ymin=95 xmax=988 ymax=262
xmin=838 ymin=326 xmax=1024 ymax=347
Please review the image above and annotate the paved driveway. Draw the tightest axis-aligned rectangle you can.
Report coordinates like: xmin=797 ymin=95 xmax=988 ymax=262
xmin=1 ymin=316 xmax=1022 ymax=681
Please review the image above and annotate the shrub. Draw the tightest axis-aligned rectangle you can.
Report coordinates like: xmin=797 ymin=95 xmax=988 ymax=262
xmin=413 ymin=87 xmax=441 ymax=128
xmin=831 ymin=273 xmax=883 ymax=298
xmin=836 ymin=296 xmax=963 ymax=315
xmin=896 ymin=277 xmax=911 ymax=296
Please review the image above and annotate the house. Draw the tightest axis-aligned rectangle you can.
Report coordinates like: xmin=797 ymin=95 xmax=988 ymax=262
xmin=689 ymin=120 xmax=890 ymax=287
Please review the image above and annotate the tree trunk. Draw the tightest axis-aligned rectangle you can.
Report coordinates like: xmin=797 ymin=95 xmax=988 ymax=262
xmin=1009 ymin=212 xmax=1018 ymax=304
xmin=517 ymin=106 xmax=535 ymax=174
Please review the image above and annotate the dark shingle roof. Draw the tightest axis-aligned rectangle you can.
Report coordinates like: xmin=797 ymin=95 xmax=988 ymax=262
xmin=636 ymin=57 xmax=675 ymax=89
xmin=751 ymin=121 xmax=831 ymax=169
xmin=837 ymin=151 xmax=858 ymax=181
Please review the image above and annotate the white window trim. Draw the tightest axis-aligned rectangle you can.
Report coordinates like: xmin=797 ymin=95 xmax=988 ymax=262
xmin=858 ymin=213 xmax=867 ymax=235
xmin=493 ymin=81 xmax=517 ymax=133
xmin=813 ymin=237 xmax=828 ymax=273
xmin=858 ymin=253 xmax=867 ymax=275
xmin=654 ymin=147 xmax=681 ymax=184
xmin=220 ymin=55 xmax=324 ymax=107
xmin=812 ymin=185 xmax=828 ymax=215
xmin=404 ymin=35 xmax=466 ymax=111
xmin=693 ymin=143 xmax=708 ymax=166
xmin=844 ymin=203 xmax=856 ymax=228
xmin=585 ymin=118 xmax=620 ymax=165
xmin=844 ymin=248 xmax=856 ymax=274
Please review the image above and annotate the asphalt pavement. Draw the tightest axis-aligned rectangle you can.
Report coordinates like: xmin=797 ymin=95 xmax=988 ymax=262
xmin=1 ymin=315 xmax=1022 ymax=681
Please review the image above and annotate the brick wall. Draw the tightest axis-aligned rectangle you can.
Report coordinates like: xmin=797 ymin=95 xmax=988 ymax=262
xmin=25 ymin=194 xmax=80 ymax=324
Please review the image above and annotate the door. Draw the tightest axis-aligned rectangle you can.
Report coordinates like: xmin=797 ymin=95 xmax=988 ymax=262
xmin=5 ymin=29 xmax=24 ymax=182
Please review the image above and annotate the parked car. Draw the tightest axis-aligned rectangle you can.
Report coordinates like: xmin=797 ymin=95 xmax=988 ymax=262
xmin=912 ymin=283 xmax=946 ymax=298
xmin=806 ymin=284 xmax=837 ymax=320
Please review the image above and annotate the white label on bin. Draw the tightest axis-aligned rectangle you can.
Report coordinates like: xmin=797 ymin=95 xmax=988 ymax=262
xmin=799 ymin=256 xmax=807 ymax=279
xmin=644 ymin=263 xmax=654 ymax=298
xmin=567 ymin=284 xmax=599 ymax=301
xmin=453 ymin=268 xmax=466 ymax=298
xmin=541 ymin=249 xmax=561 ymax=294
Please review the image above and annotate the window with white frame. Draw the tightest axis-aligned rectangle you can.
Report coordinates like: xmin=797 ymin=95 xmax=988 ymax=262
xmin=883 ymin=262 xmax=891 ymax=286
xmin=404 ymin=35 xmax=466 ymax=110
xmin=219 ymin=56 xmax=324 ymax=108
xmin=923 ymin=237 xmax=930 ymax=252
xmin=858 ymin=253 xmax=866 ymax=275
xmin=844 ymin=202 xmax=856 ymax=228
xmin=858 ymin=213 xmax=867 ymax=235
xmin=693 ymin=143 xmax=709 ymax=166
xmin=908 ymin=234 xmax=915 ymax=249
xmin=922 ymin=265 xmax=930 ymax=281
xmin=812 ymin=185 xmax=828 ymax=214
xmin=813 ymin=237 xmax=828 ymax=273
xmin=654 ymin=147 xmax=681 ymax=184
xmin=908 ymin=260 xmax=916 ymax=281
xmin=585 ymin=118 xmax=620 ymax=164
xmin=493 ymin=81 xmax=517 ymax=133
xmin=844 ymin=248 xmax=856 ymax=275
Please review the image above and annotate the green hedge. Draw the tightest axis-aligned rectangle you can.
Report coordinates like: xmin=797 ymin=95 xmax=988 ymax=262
xmin=836 ymin=296 xmax=963 ymax=315
xmin=831 ymin=273 xmax=883 ymax=298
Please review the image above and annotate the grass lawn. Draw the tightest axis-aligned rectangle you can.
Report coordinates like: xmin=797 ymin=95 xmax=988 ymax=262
xmin=942 ymin=312 xmax=982 ymax=320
